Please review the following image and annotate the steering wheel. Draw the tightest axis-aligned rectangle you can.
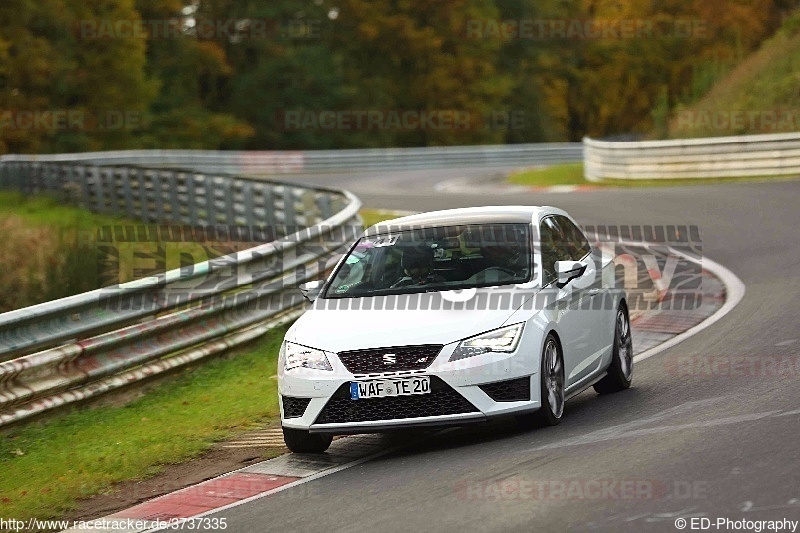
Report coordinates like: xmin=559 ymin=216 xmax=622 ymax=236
xmin=481 ymin=266 xmax=517 ymax=277
xmin=390 ymin=276 xmax=414 ymax=288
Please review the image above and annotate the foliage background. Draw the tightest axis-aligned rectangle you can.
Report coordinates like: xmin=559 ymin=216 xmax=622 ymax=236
xmin=1 ymin=0 xmax=798 ymax=154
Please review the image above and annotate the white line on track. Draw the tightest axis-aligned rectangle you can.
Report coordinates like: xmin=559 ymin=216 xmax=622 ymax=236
xmin=145 ymin=444 xmax=407 ymax=531
xmin=632 ymin=250 xmax=745 ymax=364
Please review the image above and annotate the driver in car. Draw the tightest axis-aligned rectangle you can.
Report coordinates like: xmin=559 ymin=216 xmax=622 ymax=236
xmin=391 ymin=246 xmax=445 ymax=287
xmin=480 ymin=239 xmax=528 ymax=278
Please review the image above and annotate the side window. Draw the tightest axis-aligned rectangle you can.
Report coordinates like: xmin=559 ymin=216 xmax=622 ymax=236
xmin=540 ymin=216 xmax=591 ymax=286
xmin=554 ymin=215 xmax=591 ymax=261
xmin=539 ymin=217 xmax=565 ymax=286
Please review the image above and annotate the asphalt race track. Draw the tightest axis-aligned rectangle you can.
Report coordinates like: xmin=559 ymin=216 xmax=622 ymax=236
xmin=211 ymin=170 xmax=800 ymax=532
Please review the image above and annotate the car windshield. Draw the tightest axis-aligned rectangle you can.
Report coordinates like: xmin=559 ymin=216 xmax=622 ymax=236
xmin=324 ymin=223 xmax=531 ymax=298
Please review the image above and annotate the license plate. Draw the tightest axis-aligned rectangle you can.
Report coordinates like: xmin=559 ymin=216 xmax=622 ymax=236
xmin=350 ymin=376 xmax=431 ymax=400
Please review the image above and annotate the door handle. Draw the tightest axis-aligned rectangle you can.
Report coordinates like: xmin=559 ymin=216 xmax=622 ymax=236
xmin=587 ymin=289 xmax=602 ymax=297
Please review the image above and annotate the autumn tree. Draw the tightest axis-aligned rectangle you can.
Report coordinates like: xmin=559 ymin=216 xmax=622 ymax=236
xmin=330 ymin=0 xmax=513 ymax=146
xmin=134 ymin=0 xmax=254 ymax=149
xmin=2 ymin=0 xmax=798 ymax=152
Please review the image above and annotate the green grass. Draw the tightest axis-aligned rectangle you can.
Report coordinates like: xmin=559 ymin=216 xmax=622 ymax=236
xmin=507 ymin=163 xmax=587 ymax=187
xmin=508 ymin=163 xmax=799 ymax=188
xmin=359 ymin=208 xmax=408 ymax=228
xmin=0 ymin=326 xmax=287 ymax=522
xmin=0 ymin=192 xmax=128 ymax=227
xmin=666 ymin=9 xmax=800 ymax=138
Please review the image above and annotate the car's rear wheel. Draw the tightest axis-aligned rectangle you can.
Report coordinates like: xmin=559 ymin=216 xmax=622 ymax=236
xmin=594 ymin=305 xmax=633 ymax=394
xmin=518 ymin=334 xmax=564 ymax=428
xmin=282 ymin=427 xmax=333 ymax=454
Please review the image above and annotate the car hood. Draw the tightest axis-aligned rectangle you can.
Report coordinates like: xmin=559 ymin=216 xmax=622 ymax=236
xmin=286 ymin=288 xmax=539 ymax=352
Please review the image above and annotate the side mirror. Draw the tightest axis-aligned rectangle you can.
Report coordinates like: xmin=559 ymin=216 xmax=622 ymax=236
xmin=556 ymin=260 xmax=586 ymax=286
xmin=299 ymin=280 xmax=324 ymax=302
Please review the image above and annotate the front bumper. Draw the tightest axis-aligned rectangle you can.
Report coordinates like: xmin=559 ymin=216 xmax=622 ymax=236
xmin=279 ymin=339 xmax=542 ymax=434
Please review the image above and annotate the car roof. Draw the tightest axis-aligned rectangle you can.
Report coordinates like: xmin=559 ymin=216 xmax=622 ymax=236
xmin=365 ymin=205 xmax=567 ymax=235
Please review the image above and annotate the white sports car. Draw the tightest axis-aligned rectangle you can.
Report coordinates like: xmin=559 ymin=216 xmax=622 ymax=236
xmin=278 ymin=206 xmax=632 ymax=453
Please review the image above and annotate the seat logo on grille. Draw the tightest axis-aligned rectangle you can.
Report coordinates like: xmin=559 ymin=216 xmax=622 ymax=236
xmin=382 ymin=354 xmax=397 ymax=365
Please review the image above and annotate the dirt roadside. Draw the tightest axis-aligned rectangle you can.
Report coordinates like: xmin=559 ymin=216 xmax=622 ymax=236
xmin=61 ymin=425 xmax=287 ymax=523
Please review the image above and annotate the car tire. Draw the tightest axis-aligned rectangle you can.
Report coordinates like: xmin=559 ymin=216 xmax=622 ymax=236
xmin=594 ymin=304 xmax=633 ymax=394
xmin=282 ymin=427 xmax=333 ymax=454
xmin=518 ymin=334 xmax=564 ymax=428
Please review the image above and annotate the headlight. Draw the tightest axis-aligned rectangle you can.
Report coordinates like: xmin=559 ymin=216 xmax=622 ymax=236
xmin=450 ymin=323 xmax=524 ymax=361
xmin=283 ymin=342 xmax=333 ymax=371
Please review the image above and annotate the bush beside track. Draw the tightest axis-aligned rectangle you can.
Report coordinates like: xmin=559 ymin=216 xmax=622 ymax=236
xmin=0 ymin=191 xmax=256 ymax=314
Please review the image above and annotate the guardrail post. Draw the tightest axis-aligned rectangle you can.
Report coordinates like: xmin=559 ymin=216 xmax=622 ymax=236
xmin=58 ymin=165 xmax=70 ymax=203
xmin=77 ymin=165 xmax=90 ymax=209
xmin=90 ymin=166 xmax=104 ymax=213
xmin=204 ymin=174 xmax=217 ymax=225
xmin=259 ymin=183 xmax=277 ymax=232
xmin=282 ymin=186 xmax=297 ymax=231
xmin=242 ymin=181 xmax=255 ymax=226
xmin=167 ymin=170 xmax=181 ymax=223
xmin=316 ymin=192 xmax=333 ymax=220
xmin=136 ymin=168 xmax=151 ymax=223
xmin=223 ymin=177 xmax=235 ymax=224
xmin=120 ymin=167 xmax=135 ymax=219
xmin=109 ymin=168 xmax=123 ymax=215
xmin=153 ymin=170 xmax=167 ymax=223
xmin=186 ymin=173 xmax=200 ymax=225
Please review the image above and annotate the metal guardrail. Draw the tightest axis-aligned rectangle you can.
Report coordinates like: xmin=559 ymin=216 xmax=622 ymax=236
xmin=584 ymin=132 xmax=800 ymax=181
xmin=0 ymin=160 xmax=350 ymax=228
xmin=0 ymin=143 xmax=583 ymax=175
xmin=0 ymin=160 xmax=362 ymax=426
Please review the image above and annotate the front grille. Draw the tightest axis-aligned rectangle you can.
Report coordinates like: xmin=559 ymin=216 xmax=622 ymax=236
xmin=479 ymin=377 xmax=531 ymax=402
xmin=282 ymin=396 xmax=312 ymax=418
xmin=337 ymin=345 xmax=442 ymax=374
xmin=315 ymin=376 xmax=478 ymax=424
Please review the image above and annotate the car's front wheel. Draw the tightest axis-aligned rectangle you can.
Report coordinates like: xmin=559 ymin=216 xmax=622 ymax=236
xmin=282 ymin=427 xmax=333 ymax=454
xmin=594 ymin=305 xmax=633 ymax=394
xmin=518 ymin=334 xmax=564 ymax=428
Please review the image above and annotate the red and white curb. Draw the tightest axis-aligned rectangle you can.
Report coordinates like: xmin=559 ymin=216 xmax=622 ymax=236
xmin=64 ymin=434 xmax=394 ymax=533
xmin=434 ymin=177 xmax=598 ymax=195
xmin=529 ymin=184 xmax=600 ymax=194
xmin=632 ymin=251 xmax=745 ymax=364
